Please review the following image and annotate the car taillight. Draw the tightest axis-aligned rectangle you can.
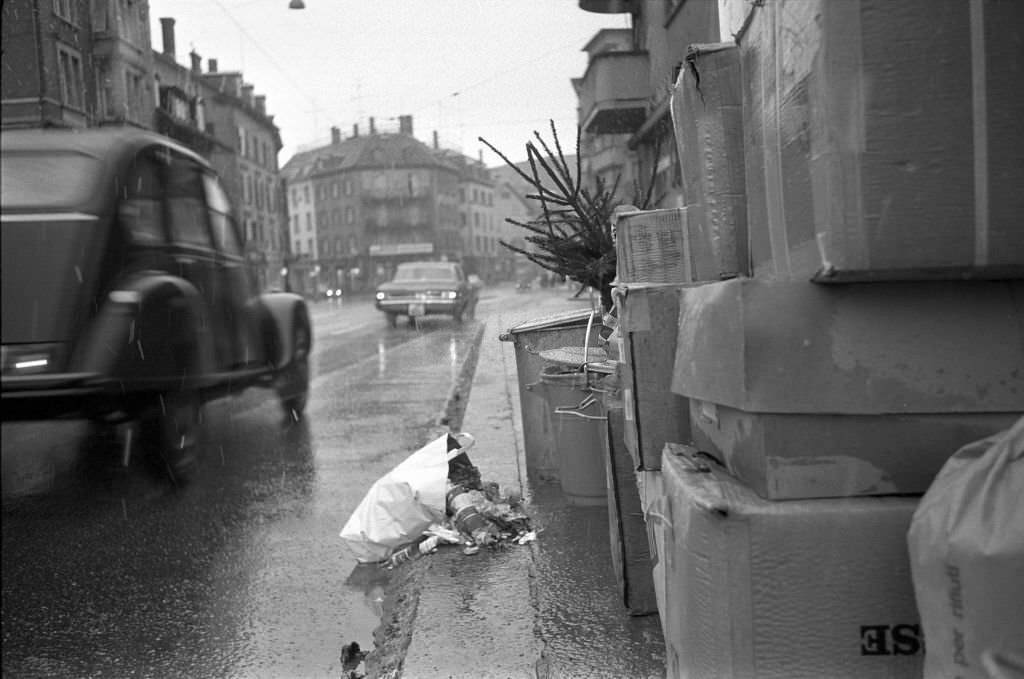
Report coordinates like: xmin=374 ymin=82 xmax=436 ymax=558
xmin=2 ymin=343 xmax=63 ymax=375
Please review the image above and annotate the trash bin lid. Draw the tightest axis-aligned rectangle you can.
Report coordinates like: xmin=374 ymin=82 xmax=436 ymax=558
xmin=538 ymin=345 xmax=609 ymax=368
xmin=499 ymin=308 xmax=598 ymax=341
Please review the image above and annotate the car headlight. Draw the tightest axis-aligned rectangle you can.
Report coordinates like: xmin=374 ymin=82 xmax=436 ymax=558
xmin=375 ymin=291 xmax=387 ymax=301
xmin=326 ymin=289 xmax=334 ymax=297
xmin=446 ymin=291 xmax=457 ymax=299
xmin=2 ymin=343 xmax=63 ymax=375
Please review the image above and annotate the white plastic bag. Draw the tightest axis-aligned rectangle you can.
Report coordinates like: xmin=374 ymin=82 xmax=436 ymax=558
xmin=340 ymin=433 xmax=474 ymax=563
xmin=907 ymin=416 xmax=1024 ymax=679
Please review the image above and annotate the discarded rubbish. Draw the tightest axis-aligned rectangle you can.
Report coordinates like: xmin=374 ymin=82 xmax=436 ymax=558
xmin=340 ymin=433 xmax=475 ymax=563
xmin=341 ymin=431 xmax=534 ymax=567
xmin=382 ymin=534 xmax=443 ymax=570
xmin=340 ymin=640 xmax=368 ymax=679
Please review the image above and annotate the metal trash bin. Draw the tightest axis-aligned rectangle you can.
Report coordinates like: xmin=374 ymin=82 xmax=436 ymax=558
xmin=536 ymin=361 xmax=614 ymax=506
xmin=499 ymin=309 xmax=603 ymax=483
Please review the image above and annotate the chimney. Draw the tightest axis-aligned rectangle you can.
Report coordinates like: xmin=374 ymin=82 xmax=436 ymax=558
xmin=398 ymin=115 xmax=413 ymax=136
xmin=207 ymin=58 xmax=218 ymax=73
xmin=255 ymin=95 xmax=266 ymax=115
xmin=432 ymin=130 xmax=439 ymax=150
xmin=478 ymin=149 xmax=484 ymax=164
xmin=369 ymin=116 xmax=376 ymax=134
xmin=352 ymin=123 xmax=359 ymax=138
xmin=241 ymin=84 xmax=254 ymax=107
xmin=331 ymin=126 xmax=341 ymax=145
xmin=189 ymin=50 xmax=201 ymax=75
xmin=159 ymin=18 xmax=176 ymax=58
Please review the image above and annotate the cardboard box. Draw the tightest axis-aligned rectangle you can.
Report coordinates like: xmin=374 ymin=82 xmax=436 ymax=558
xmin=603 ymin=407 xmax=658 ymax=616
xmin=616 ymin=283 xmax=692 ymax=470
xmin=690 ymin=400 xmax=1021 ymax=500
xmin=615 ymin=208 xmax=693 ymax=285
xmin=740 ymin=0 xmax=1024 ymax=282
xmin=671 ymin=278 xmax=1024 ymax=414
xmin=659 ymin=443 xmax=923 ymax=679
xmin=635 ymin=469 xmax=666 ymax=632
xmin=670 ymin=42 xmax=749 ymax=281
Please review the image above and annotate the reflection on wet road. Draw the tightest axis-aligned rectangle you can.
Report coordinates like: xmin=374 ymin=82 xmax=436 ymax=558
xmin=1 ymin=296 xmax=482 ymax=678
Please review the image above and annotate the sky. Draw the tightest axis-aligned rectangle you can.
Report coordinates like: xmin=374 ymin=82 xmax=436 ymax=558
xmin=147 ymin=0 xmax=628 ymax=168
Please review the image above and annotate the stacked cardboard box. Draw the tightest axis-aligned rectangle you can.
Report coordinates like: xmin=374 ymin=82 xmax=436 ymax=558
xmin=737 ymin=0 xmax=1024 ymax=282
xmin=658 ymin=443 xmax=924 ymax=679
xmin=671 ymin=277 xmax=1024 ymax=500
xmin=615 ymin=282 xmax=691 ymax=470
xmin=670 ymin=42 xmax=748 ymax=281
xmin=644 ymin=1 xmax=1024 ymax=675
xmin=602 ymin=407 xmax=658 ymax=616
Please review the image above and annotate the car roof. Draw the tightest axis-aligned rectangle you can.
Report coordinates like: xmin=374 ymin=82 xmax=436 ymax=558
xmin=0 ymin=127 xmax=209 ymax=168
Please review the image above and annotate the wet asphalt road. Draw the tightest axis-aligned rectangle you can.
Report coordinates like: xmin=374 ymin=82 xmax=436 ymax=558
xmin=1 ymin=292 xmax=496 ymax=678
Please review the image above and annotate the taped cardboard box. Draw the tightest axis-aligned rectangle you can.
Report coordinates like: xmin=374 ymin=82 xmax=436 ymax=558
xmin=603 ymin=407 xmax=658 ymax=616
xmin=615 ymin=208 xmax=694 ymax=285
xmin=616 ymin=283 xmax=692 ymax=470
xmin=670 ymin=42 xmax=748 ymax=281
xmin=740 ymin=0 xmax=1024 ymax=282
xmin=671 ymin=278 xmax=1024 ymax=415
xmin=659 ymin=443 xmax=923 ymax=679
xmin=636 ymin=469 xmax=667 ymax=633
xmin=690 ymin=399 xmax=1021 ymax=500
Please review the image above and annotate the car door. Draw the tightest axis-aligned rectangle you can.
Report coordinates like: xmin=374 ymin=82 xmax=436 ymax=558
xmin=163 ymin=150 xmax=225 ymax=367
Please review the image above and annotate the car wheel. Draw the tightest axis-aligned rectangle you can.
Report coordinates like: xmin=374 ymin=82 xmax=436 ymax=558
xmin=278 ymin=322 xmax=311 ymax=421
xmin=386 ymin=312 xmax=398 ymax=328
xmin=141 ymin=390 xmax=203 ymax=485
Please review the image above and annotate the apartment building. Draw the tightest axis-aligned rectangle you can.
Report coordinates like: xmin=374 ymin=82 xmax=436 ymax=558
xmin=576 ymin=0 xmax=720 ymax=207
xmin=281 ymin=117 xmax=463 ymax=294
xmin=1 ymin=0 xmax=153 ymax=130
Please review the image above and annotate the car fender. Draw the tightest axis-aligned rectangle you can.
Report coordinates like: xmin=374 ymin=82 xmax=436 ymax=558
xmin=70 ymin=272 xmax=216 ymax=390
xmin=252 ymin=291 xmax=311 ymax=370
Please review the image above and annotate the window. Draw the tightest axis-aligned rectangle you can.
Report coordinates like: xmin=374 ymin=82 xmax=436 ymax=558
xmin=203 ymin=174 xmax=243 ymax=256
xmin=332 ymin=182 xmax=339 ymax=198
xmin=291 ymin=188 xmax=298 ymax=206
xmin=345 ymin=206 xmax=355 ymax=224
xmin=238 ymin=127 xmax=246 ymax=157
xmin=56 ymin=45 xmax=84 ymax=110
xmin=344 ymin=180 xmax=353 ymax=196
xmin=295 ymin=240 xmax=301 ymax=253
xmin=303 ymin=185 xmax=310 ymax=202
xmin=125 ymin=67 xmax=145 ymax=122
xmin=307 ymin=238 xmax=313 ymax=254
xmin=120 ymin=152 xmax=164 ymax=245
xmin=53 ymin=0 xmax=78 ymax=24
xmin=166 ymin=155 xmax=213 ymax=248
xmin=305 ymin=213 xmax=312 ymax=232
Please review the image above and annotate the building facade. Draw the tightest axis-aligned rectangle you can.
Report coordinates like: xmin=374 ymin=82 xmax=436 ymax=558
xmin=576 ymin=0 xmax=721 ymax=208
xmin=1 ymin=0 xmax=154 ymax=130
xmin=281 ymin=117 xmax=465 ymax=295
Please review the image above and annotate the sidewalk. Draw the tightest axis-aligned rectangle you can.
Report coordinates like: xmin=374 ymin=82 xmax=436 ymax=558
xmin=401 ymin=290 xmax=666 ymax=679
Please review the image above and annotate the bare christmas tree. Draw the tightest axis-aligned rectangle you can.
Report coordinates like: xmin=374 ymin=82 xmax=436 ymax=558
xmin=480 ymin=122 xmax=659 ymax=311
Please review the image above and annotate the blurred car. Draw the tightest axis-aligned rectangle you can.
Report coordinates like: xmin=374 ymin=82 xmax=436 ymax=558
xmin=1 ymin=128 xmax=312 ymax=483
xmin=375 ymin=261 xmax=477 ymax=327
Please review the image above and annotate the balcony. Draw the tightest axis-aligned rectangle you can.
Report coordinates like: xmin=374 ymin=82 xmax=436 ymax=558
xmin=577 ymin=50 xmax=650 ymax=135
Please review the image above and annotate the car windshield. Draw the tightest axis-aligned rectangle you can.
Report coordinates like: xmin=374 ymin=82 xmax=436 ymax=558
xmin=393 ymin=265 xmax=457 ymax=282
xmin=0 ymin=152 xmax=102 ymax=210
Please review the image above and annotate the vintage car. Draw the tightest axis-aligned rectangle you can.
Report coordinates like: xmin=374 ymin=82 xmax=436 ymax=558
xmin=1 ymin=128 xmax=311 ymax=483
xmin=374 ymin=261 xmax=477 ymax=327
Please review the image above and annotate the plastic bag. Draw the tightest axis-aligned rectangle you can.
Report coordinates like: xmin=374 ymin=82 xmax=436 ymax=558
xmin=340 ymin=432 xmax=474 ymax=563
xmin=907 ymin=416 xmax=1024 ymax=679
